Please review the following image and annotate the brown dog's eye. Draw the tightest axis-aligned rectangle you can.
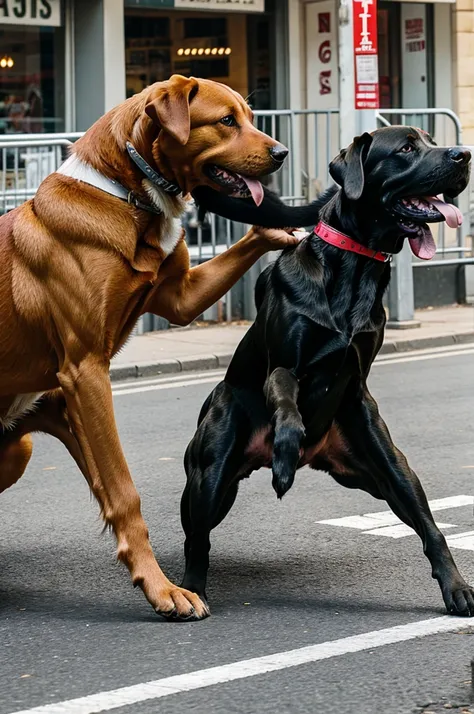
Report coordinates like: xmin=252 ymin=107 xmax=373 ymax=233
xmin=219 ymin=115 xmax=237 ymax=127
xmin=400 ymin=144 xmax=413 ymax=153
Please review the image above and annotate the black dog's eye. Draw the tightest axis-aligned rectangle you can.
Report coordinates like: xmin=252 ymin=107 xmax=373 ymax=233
xmin=219 ymin=115 xmax=237 ymax=127
xmin=400 ymin=143 xmax=413 ymax=153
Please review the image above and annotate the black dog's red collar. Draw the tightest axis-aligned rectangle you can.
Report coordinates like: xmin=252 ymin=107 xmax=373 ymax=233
xmin=314 ymin=221 xmax=392 ymax=263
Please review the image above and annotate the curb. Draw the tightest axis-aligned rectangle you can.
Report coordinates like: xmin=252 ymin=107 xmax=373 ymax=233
xmin=109 ymin=331 xmax=474 ymax=382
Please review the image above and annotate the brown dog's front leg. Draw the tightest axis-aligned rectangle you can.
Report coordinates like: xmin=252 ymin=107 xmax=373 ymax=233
xmin=57 ymin=356 xmax=209 ymax=621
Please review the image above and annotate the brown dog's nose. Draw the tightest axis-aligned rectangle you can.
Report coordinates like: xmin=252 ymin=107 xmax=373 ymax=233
xmin=269 ymin=144 xmax=289 ymax=164
xmin=447 ymin=147 xmax=471 ymax=164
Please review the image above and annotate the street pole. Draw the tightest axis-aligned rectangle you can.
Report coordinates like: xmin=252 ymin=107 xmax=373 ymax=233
xmin=338 ymin=0 xmax=357 ymax=149
xmin=338 ymin=0 xmax=417 ymax=326
xmin=387 ymin=242 xmax=420 ymax=327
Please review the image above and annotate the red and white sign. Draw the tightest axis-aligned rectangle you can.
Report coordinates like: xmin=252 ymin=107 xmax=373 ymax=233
xmin=404 ymin=17 xmax=425 ymax=53
xmin=353 ymin=0 xmax=379 ymax=109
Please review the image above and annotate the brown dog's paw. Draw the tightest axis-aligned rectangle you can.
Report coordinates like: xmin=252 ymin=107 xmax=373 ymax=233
xmin=155 ymin=585 xmax=210 ymax=622
xmin=444 ymin=584 xmax=474 ymax=617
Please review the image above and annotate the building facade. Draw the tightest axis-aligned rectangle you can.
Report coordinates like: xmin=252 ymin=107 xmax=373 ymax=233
xmin=291 ymin=0 xmax=456 ymax=125
xmin=0 ymin=0 xmax=291 ymax=134
xmin=0 ymin=0 xmax=471 ymax=138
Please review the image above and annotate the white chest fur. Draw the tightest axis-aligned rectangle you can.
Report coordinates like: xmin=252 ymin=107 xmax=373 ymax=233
xmin=0 ymin=393 xmax=45 ymax=431
xmin=142 ymin=179 xmax=184 ymax=256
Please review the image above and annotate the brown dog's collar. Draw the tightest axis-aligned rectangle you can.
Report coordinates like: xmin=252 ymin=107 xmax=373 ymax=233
xmin=314 ymin=221 xmax=392 ymax=263
xmin=126 ymin=142 xmax=182 ymax=196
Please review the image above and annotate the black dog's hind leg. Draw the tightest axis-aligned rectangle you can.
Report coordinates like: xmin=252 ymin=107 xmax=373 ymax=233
xmin=265 ymin=367 xmax=305 ymax=499
xmin=181 ymin=382 xmax=252 ymax=600
xmin=334 ymin=385 xmax=474 ymax=617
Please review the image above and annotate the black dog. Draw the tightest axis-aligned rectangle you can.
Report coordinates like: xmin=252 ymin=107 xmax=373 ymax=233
xmin=184 ymin=126 xmax=473 ymax=616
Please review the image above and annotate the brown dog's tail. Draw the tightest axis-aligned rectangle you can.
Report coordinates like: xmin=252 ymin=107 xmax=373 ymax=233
xmin=192 ymin=185 xmax=337 ymax=229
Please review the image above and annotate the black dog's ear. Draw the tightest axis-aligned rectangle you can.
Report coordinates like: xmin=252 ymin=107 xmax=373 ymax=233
xmin=329 ymin=132 xmax=373 ymax=201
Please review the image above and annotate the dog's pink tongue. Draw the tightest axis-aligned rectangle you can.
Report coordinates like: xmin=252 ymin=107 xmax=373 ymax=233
xmin=428 ymin=195 xmax=463 ymax=228
xmin=239 ymin=176 xmax=264 ymax=206
xmin=409 ymin=226 xmax=437 ymax=260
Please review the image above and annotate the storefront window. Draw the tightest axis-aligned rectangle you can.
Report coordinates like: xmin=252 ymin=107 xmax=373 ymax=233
xmin=0 ymin=24 xmax=64 ymax=134
xmin=125 ymin=7 xmax=275 ymax=108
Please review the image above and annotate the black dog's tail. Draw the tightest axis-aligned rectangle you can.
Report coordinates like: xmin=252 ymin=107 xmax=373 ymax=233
xmin=192 ymin=185 xmax=337 ymax=229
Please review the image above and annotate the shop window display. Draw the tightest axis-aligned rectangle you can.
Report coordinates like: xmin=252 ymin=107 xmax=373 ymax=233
xmin=0 ymin=24 xmax=64 ymax=134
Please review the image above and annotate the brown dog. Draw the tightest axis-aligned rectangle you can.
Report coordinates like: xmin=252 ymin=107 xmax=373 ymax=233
xmin=0 ymin=75 xmax=297 ymax=620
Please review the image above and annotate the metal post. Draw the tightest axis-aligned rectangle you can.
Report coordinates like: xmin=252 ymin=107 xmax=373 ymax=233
xmin=356 ymin=109 xmax=378 ymax=134
xmin=387 ymin=243 xmax=420 ymax=328
xmin=338 ymin=0 xmax=357 ymax=149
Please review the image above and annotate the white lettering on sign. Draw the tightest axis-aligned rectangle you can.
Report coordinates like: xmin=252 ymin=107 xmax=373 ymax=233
xmin=317 ymin=495 xmax=474 ymax=550
xmin=354 ymin=0 xmax=375 ymax=52
xmin=0 ymin=0 xmax=61 ymax=26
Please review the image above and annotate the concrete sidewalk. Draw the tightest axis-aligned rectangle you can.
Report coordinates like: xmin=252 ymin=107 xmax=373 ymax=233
xmin=110 ymin=305 xmax=474 ymax=381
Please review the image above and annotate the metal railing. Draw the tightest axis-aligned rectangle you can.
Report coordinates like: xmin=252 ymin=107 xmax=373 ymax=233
xmin=0 ymin=138 xmax=74 ymax=214
xmin=376 ymin=108 xmax=473 ymax=269
xmin=376 ymin=108 xmax=474 ymax=323
xmin=3 ymin=106 xmax=470 ymax=329
xmin=0 ymin=111 xmax=340 ymax=327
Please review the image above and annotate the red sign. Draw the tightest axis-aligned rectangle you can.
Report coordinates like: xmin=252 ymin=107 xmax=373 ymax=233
xmin=404 ymin=17 xmax=425 ymax=53
xmin=353 ymin=0 xmax=379 ymax=109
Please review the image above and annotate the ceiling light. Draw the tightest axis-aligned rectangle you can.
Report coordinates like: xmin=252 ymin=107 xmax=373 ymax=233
xmin=0 ymin=55 xmax=13 ymax=69
xmin=211 ymin=48 xmax=218 ymax=55
xmin=184 ymin=48 xmax=191 ymax=55
xmin=225 ymin=47 xmax=231 ymax=55
xmin=177 ymin=48 xmax=184 ymax=56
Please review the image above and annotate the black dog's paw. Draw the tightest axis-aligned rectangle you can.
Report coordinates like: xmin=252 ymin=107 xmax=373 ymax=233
xmin=443 ymin=583 xmax=474 ymax=616
xmin=271 ymin=425 xmax=305 ymax=499
xmin=271 ymin=467 xmax=295 ymax=500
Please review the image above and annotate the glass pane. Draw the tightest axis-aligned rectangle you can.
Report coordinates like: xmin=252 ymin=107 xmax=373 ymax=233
xmin=0 ymin=24 xmax=64 ymax=134
xmin=125 ymin=10 xmax=247 ymax=98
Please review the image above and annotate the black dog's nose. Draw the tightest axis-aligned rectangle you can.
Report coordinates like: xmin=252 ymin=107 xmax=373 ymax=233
xmin=447 ymin=147 xmax=471 ymax=164
xmin=269 ymin=144 xmax=289 ymax=163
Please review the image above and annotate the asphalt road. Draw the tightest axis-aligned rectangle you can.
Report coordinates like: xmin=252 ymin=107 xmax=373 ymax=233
xmin=1 ymin=344 xmax=474 ymax=714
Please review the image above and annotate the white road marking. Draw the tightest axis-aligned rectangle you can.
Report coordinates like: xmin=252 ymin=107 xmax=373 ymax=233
xmin=319 ymin=495 xmax=474 ymax=531
xmin=110 ymin=344 xmax=474 ymax=396
xmin=372 ymin=348 xmax=474 ymax=367
xmin=446 ymin=531 xmax=474 ymax=551
xmin=318 ymin=495 xmax=474 ymax=547
xmin=362 ymin=522 xmax=455 ymax=539
xmin=112 ymin=376 xmax=223 ymax=396
xmin=8 ymin=616 xmax=468 ymax=714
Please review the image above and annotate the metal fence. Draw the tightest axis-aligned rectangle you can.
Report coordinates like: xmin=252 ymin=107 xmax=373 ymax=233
xmin=376 ymin=108 xmax=474 ymax=269
xmin=0 ymin=111 xmax=340 ymax=327
xmin=1 ymin=106 xmax=472 ymax=328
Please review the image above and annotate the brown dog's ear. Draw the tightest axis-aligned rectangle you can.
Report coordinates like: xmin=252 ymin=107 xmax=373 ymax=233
xmin=329 ymin=132 xmax=372 ymax=201
xmin=145 ymin=75 xmax=199 ymax=145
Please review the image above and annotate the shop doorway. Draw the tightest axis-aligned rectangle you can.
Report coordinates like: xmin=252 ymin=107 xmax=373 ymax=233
xmin=377 ymin=1 xmax=434 ymax=110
